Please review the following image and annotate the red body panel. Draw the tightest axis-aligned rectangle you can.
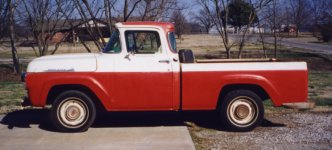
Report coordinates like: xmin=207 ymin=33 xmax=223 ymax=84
xmin=25 ymin=72 xmax=180 ymax=111
xmin=26 ymin=72 xmax=111 ymax=108
xmin=111 ymin=72 xmax=174 ymax=110
xmin=26 ymin=69 xmax=308 ymax=111
xmin=181 ymin=70 xmax=308 ymax=110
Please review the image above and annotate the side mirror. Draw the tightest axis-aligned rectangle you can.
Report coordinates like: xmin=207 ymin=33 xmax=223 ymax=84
xmin=124 ymin=51 xmax=135 ymax=61
xmin=124 ymin=54 xmax=131 ymax=61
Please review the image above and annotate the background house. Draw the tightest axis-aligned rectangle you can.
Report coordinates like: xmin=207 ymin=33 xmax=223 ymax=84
xmin=48 ymin=19 xmax=111 ymax=44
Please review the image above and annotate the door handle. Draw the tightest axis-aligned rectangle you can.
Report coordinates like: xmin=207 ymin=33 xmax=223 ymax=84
xmin=158 ymin=60 xmax=170 ymax=63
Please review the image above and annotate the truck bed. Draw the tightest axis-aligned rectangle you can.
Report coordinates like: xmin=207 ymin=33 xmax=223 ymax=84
xmin=180 ymin=61 xmax=308 ymax=110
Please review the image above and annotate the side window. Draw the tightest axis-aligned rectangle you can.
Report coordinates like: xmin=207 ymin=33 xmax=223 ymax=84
xmin=125 ymin=31 xmax=161 ymax=54
xmin=168 ymin=32 xmax=177 ymax=53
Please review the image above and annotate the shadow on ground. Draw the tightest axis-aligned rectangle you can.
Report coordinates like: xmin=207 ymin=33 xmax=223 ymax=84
xmin=0 ymin=109 xmax=285 ymax=132
xmin=0 ymin=109 xmax=58 ymax=131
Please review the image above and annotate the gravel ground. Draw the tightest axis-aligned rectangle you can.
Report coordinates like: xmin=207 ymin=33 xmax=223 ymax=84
xmin=189 ymin=112 xmax=332 ymax=150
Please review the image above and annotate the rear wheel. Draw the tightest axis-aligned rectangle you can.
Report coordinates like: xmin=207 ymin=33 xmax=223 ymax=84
xmin=50 ymin=90 xmax=96 ymax=132
xmin=219 ymin=90 xmax=264 ymax=131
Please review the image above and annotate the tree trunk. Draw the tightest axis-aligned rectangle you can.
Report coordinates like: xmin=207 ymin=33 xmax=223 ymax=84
xmin=296 ymin=29 xmax=299 ymax=37
xmin=80 ymin=40 xmax=92 ymax=53
xmin=257 ymin=19 xmax=267 ymax=58
xmin=124 ymin=0 xmax=128 ymax=21
xmin=104 ymin=0 xmax=112 ymax=33
xmin=274 ymin=31 xmax=277 ymax=58
xmin=8 ymin=0 xmax=20 ymax=74
xmin=226 ymin=48 xmax=231 ymax=59
xmin=273 ymin=0 xmax=277 ymax=58
xmin=237 ymin=25 xmax=247 ymax=59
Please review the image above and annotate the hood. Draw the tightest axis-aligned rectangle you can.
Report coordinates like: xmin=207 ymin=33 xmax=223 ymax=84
xmin=27 ymin=53 xmax=97 ymax=73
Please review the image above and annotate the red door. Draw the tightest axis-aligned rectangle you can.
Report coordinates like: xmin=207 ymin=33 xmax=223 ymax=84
xmin=111 ymin=30 xmax=174 ymax=110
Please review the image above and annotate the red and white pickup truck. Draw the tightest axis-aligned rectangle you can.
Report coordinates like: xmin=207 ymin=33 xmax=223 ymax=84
xmin=22 ymin=22 xmax=314 ymax=132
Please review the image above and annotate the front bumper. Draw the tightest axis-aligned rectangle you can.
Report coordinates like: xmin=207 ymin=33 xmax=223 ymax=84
xmin=282 ymin=102 xmax=315 ymax=110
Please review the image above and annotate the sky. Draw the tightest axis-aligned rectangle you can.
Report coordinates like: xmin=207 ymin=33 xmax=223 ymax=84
xmin=111 ymin=0 xmax=199 ymax=21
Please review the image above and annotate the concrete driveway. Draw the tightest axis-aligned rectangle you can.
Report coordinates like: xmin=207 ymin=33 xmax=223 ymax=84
xmin=0 ymin=109 xmax=195 ymax=150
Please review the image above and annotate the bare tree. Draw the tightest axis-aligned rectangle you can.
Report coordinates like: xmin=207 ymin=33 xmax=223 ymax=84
xmin=69 ymin=0 xmax=169 ymax=52
xmin=262 ymin=0 xmax=285 ymax=58
xmin=237 ymin=0 xmax=272 ymax=58
xmin=104 ymin=0 xmax=117 ymax=32
xmin=123 ymin=0 xmax=143 ymax=21
xmin=138 ymin=0 xmax=179 ymax=21
xmin=19 ymin=0 xmax=70 ymax=56
xmin=256 ymin=16 xmax=268 ymax=58
xmin=288 ymin=0 xmax=312 ymax=37
xmin=72 ymin=0 xmax=185 ymax=52
xmin=0 ymin=0 xmax=9 ymax=40
xmin=310 ymin=0 xmax=326 ymax=25
xmin=198 ymin=0 xmax=233 ymax=58
xmin=8 ymin=0 xmax=20 ymax=74
xmin=193 ymin=9 xmax=214 ymax=33
xmin=72 ymin=0 xmax=108 ymax=51
xmin=271 ymin=0 xmax=278 ymax=58
xmin=0 ymin=0 xmax=21 ymax=74
xmin=170 ymin=10 xmax=188 ymax=39
xmin=326 ymin=1 xmax=332 ymax=18
xmin=72 ymin=0 xmax=129 ymax=52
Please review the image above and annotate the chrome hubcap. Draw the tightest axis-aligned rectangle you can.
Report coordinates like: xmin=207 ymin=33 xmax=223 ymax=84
xmin=227 ymin=96 xmax=258 ymax=127
xmin=65 ymin=106 xmax=81 ymax=121
xmin=235 ymin=104 xmax=250 ymax=119
xmin=58 ymin=98 xmax=88 ymax=128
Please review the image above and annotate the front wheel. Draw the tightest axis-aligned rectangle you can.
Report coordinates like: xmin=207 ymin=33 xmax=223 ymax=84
xmin=50 ymin=90 xmax=96 ymax=132
xmin=219 ymin=90 xmax=264 ymax=131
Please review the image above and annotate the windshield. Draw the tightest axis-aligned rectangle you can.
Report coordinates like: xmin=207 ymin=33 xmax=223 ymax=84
xmin=103 ymin=30 xmax=121 ymax=53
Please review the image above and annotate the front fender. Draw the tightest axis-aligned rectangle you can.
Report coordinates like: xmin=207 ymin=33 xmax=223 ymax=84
xmin=26 ymin=72 xmax=111 ymax=109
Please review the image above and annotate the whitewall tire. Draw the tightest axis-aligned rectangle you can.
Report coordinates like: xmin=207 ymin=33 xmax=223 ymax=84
xmin=50 ymin=90 xmax=96 ymax=132
xmin=220 ymin=90 xmax=264 ymax=131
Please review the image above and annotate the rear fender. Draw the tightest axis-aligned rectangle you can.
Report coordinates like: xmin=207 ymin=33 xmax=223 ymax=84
xmin=221 ymin=74 xmax=281 ymax=106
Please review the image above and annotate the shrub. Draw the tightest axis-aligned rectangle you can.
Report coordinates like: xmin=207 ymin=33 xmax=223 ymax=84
xmin=314 ymin=24 xmax=332 ymax=42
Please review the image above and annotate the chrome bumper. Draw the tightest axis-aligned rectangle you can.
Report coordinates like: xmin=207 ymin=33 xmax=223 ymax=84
xmin=282 ymin=102 xmax=315 ymax=109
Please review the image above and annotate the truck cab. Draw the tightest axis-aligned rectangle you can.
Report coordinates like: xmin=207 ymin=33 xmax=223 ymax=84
xmin=98 ymin=22 xmax=181 ymax=110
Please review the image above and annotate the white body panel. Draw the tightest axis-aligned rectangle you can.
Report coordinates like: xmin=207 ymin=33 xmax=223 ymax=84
xmin=26 ymin=22 xmax=306 ymax=75
xmin=26 ymin=23 xmax=180 ymax=74
xmin=27 ymin=53 xmax=97 ymax=72
xmin=114 ymin=27 xmax=172 ymax=73
xmin=182 ymin=62 xmax=307 ymax=72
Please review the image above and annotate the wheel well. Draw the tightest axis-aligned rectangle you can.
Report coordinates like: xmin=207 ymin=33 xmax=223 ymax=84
xmin=217 ymin=84 xmax=270 ymax=108
xmin=46 ymin=84 xmax=106 ymax=112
